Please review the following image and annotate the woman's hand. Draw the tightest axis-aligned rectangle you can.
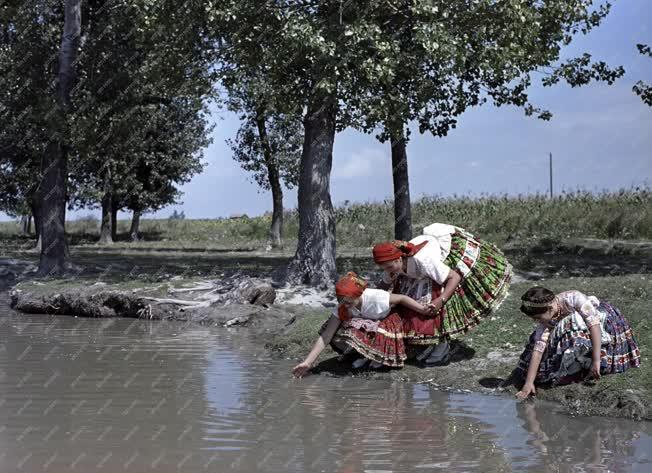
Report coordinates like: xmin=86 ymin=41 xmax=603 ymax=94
xmin=415 ymin=304 xmax=432 ymax=316
xmin=431 ymin=297 xmax=445 ymax=312
xmin=516 ymin=383 xmax=536 ymax=400
xmin=422 ymin=303 xmax=440 ymax=317
xmin=589 ymin=360 xmax=601 ymax=380
xmin=292 ymin=361 xmax=312 ymax=378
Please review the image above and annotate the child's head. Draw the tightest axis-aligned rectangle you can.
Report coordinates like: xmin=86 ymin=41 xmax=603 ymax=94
xmin=372 ymin=242 xmax=404 ymax=273
xmin=335 ymin=272 xmax=367 ymax=308
xmin=520 ymin=286 xmax=556 ymax=322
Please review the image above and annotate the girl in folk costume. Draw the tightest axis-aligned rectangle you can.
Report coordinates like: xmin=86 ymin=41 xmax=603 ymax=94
xmin=515 ymin=286 xmax=641 ymax=399
xmin=373 ymin=223 xmax=512 ymax=365
xmin=292 ymin=273 xmax=435 ymax=377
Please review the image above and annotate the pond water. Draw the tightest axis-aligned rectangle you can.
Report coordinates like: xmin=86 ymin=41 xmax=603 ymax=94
xmin=0 ymin=312 xmax=649 ymax=472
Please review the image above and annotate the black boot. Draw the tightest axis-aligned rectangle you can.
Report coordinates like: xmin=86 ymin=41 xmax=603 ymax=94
xmin=424 ymin=341 xmax=451 ymax=366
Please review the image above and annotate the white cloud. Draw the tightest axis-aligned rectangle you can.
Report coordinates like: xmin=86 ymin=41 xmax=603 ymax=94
xmin=332 ymin=147 xmax=388 ymax=179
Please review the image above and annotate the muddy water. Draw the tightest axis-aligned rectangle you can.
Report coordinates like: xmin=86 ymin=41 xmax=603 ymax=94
xmin=0 ymin=312 xmax=649 ymax=473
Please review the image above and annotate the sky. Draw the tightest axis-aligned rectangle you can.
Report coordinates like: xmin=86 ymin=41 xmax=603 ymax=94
xmin=2 ymin=0 xmax=651 ymax=223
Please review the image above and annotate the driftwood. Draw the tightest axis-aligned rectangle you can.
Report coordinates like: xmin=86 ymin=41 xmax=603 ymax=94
xmin=10 ymin=276 xmax=277 ymax=322
xmin=168 ymin=281 xmax=217 ymax=294
xmin=147 ymin=278 xmax=276 ymax=309
xmin=139 ymin=295 xmax=223 ymax=311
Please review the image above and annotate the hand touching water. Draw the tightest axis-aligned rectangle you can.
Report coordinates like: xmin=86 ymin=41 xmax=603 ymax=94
xmin=516 ymin=383 xmax=536 ymax=400
xmin=292 ymin=361 xmax=312 ymax=378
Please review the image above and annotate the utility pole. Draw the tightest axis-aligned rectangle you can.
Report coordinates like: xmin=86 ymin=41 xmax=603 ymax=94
xmin=549 ymin=152 xmax=553 ymax=199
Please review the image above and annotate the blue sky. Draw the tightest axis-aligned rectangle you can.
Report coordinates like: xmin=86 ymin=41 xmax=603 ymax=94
xmin=2 ymin=0 xmax=651 ymax=222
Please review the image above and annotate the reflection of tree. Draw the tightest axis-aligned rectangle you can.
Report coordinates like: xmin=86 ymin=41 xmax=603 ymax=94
xmin=516 ymin=402 xmax=643 ymax=472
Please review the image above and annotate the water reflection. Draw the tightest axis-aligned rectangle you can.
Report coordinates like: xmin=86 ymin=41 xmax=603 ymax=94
xmin=516 ymin=401 xmax=650 ymax=473
xmin=0 ymin=312 xmax=649 ymax=473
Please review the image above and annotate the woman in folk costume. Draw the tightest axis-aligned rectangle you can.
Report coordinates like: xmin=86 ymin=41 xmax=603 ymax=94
xmin=515 ymin=286 xmax=641 ymax=399
xmin=292 ymin=272 xmax=434 ymax=377
xmin=372 ymin=223 xmax=512 ymax=365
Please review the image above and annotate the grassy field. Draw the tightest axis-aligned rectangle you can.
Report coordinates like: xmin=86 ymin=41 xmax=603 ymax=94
xmin=1 ymin=189 xmax=651 ymax=252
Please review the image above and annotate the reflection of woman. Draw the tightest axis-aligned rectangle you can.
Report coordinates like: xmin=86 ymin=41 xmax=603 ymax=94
xmin=516 ymin=401 xmax=640 ymax=473
xmin=373 ymin=223 xmax=512 ymax=364
xmin=515 ymin=286 xmax=641 ymax=399
xmin=519 ymin=403 xmax=550 ymax=454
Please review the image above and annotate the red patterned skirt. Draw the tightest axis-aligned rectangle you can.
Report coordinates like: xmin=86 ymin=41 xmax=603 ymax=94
xmin=396 ymin=229 xmax=512 ymax=345
xmin=320 ymin=313 xmax=407 ymax=367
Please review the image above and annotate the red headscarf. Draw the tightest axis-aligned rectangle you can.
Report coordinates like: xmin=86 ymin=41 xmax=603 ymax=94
xmin=335 ymin=272 xmax=367 ymax=321
xmin=335 ymin=272 xmax=367 ymax=298
xmin=372 ymin=240 xmax=428 ymax=264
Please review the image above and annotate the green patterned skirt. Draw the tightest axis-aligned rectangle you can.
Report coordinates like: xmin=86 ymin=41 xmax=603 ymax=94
xmin=396 ymin=228 xmax=512 ymax=344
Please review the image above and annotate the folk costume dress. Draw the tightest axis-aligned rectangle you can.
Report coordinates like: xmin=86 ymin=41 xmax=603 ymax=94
xmin=373 ymin=223 xmax=512 ymax=345
xmin=321 ymin=275 xmax=407 ymax=367
xmin=516 ymin=290 xmax=641 ymax=384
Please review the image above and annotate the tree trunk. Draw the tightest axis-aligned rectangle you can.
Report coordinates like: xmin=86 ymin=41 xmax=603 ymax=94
xmin=130 ymin=210 xmax=141 ymax=241
xmin=31 ymin=199 xmax=41 ymax=251
xmin=37 ymin=141 xmax=68 ymax=275
xmin=26 ymin=215 xmax=32 ymax=234
xmin=99 ymin=195 xmax=113 ymax=244
xmin=390 ymin=128 xmax=412 ymax=241
xmin=286 ymin=94 xmax=338 ymax=288
xmin=98 ymin=166 xmax=113 ymax=244
xmin=110 ymin=204 xmax=118 ymax=241
xmin=37 ymin=0 xmax=81 ymax=276
xmin=31 ymin=199 xmax=40 ymax=239
xmin=255 ymin=108 xmax=284 ymax=248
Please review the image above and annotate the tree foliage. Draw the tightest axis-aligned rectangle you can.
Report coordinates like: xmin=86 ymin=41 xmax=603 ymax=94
xmin=633 ymin=43 xmax=652 ymax=106
xmin=208 ymin=0 xmax=626 ymax=286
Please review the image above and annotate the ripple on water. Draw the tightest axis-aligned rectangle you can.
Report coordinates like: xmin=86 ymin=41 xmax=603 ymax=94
xmin=0 ymin=312 xmax=649 ymax=473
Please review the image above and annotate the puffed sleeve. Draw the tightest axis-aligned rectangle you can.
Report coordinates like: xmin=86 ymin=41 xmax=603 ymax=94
xmin=533 ymin=325 xmax=550 ymax=353
xmin=562 ymin=290 xmax=600 ymax=328
xmin=411 ymin=240 xmax=451 ymax=285
xmin=360 ymin=288 xmax=391 ymax=320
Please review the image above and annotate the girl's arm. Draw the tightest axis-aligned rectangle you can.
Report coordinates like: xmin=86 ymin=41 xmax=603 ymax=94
xmin=516 ymin=326 xmax=547 ymax=399
xmin=516 ymin=350 xmax=543 ymax=399
xmin=292 ymin=316 xmax=341 ymax=378
xmin=588 ymin=324 xmax=602 ymax=379
xmin=389 ymin=293 xmax=428 ymax=315
xmin=432 ymin=270 xmax=462 ymax=311
xmin=567 ymin=291 xmax=602 ymax=379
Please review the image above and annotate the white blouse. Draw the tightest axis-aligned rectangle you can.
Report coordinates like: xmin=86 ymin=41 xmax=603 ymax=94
xmin=533 ymin=291 xmax=604 ymax=353
xmin=359 ymin=288 xmax=391 ymax=320
xmin=382 ymin=234 xmax=452 ymax=285
xmin=422 ymin=222 xmax=455 ymax=258
xmin=334 ymin=288 xmax=392 ymax=321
